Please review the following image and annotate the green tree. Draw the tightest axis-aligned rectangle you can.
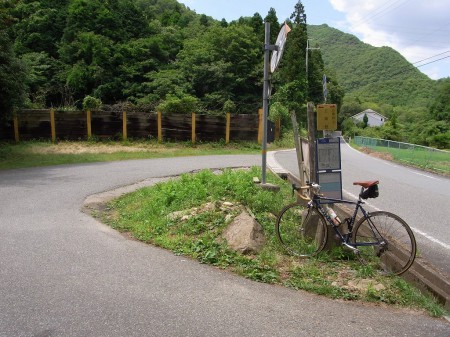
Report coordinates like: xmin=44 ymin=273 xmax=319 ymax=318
xmin=278 ymin=1 xmax=307 ymax=84
xmin=363 ymin=113 xmax=369 ymax=128
xmin=12 ymin=0 xmax=69 ymax=57
xmin=430 ymin=79 xmax=450 ymax=123
xmin=264 ymin=8 xmax=280 ymax=44
xmin=176 ymin=23 xmax=261 ymax=113
xmin=0 ymin=1 xmax=27 ymax=119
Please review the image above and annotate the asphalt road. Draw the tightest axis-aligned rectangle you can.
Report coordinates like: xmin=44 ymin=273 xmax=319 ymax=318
xmin=1 ymin=155 xmax=449 ymax=336
xmin=272 ymin=142 xmax=450 ymax=275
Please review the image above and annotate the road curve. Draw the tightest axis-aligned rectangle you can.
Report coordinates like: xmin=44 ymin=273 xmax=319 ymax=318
xmin=1 ymin=156 xmax=448 ymax=336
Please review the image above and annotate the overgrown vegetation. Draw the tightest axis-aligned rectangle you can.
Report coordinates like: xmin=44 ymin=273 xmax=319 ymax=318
xmin=0 ymin=0 xmax=330 ymax=119
xmin=102 ymin=168 xmax=448 ymax=317
xmin=1 ymin=1 xmax=448 ymax=148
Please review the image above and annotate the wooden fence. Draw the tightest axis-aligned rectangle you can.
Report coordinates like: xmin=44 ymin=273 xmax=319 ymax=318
xmin=0 ymin=109 xmax=281 ymax=144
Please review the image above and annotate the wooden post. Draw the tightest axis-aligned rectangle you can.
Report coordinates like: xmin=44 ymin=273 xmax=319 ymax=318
xmin=122 ymin=110 xmax=127 ymax=141
xmin=275 ymin=117 xmax=281 ymax=141
xmin=50 ymin=108 xmax=56 ymax=143
xmin=258 ymin=108 xmax=263 ymax=144
xmin=307 ymin=102 xmax=317 ymax=183
xmin=86 ymin=110 xmax=92 ymax=139
xmin=225 ymin=112 xmax=231 ymax=144
xmin=157 ymin=111 xmax=162 ymax=143
xmin=13 ymin=114 xmax=19 ymax=142
xmin=191 ymin=112 xmax=196 ymax=144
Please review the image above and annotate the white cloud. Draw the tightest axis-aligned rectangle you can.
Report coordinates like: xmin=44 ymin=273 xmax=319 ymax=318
xmin=329 ymin=0 xmax=450 ymax=78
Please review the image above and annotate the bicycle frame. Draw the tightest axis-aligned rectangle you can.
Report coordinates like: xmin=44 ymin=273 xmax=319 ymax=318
xmin=309 ymin=193 xmax=380 ymax=251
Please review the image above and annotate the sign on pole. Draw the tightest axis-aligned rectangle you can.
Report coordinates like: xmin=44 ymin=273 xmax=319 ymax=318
xmin=316 ymin=104 xmax=337 ymax=131
xmin=261 ymin=22 xmax=291 ymax=185
xmin=316 ymin=137 xmax=342 ymax=199
xmin=316 ymin=137 xmax=341 ymax=171
xmin=270 ymin=23 xmax=291 ymax=73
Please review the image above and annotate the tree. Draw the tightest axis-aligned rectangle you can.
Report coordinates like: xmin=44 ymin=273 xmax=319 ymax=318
xmin=430 ymin=79 xmax=450 ymax=123
xmin=176 ymin=24 xmax=261 ymax=113
xmin=0 ymin=1 xmax=27 ymax=120
xmin=12 ymin=0 xmax=69 ymax=57
xmin=363 ymin=113 xmax=369 ymax=128
xmin=264 ymin=8 xmax=280 ymax=44
xmin=278 ymin=1 xmax=307 ymax=84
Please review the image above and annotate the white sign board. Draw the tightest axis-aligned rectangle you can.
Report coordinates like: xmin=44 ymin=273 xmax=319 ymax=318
xmin=316 ymin=137 xmax=341 ymax=171
xmin=318 ymin=171 xmax=342 ymax=199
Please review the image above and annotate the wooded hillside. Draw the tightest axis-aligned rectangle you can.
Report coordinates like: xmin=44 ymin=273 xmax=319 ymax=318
xmin=1 ymin=1 xmax=448 ymax=148
xmin=308 ymin=24 xmax=436 ymax=108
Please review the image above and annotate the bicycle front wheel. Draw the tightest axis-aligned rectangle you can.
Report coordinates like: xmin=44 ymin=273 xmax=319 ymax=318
xmin=352 ymin=211 xmax=416 ymax=275
xmin=275 ymin=203 xmax=328 ymax=257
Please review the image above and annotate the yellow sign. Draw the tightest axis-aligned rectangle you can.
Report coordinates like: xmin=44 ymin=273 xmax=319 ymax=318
xmin=317 ymin=104 xmax=337 ymax=131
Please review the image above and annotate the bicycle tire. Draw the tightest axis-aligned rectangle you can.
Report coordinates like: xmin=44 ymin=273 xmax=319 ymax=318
xmin=275 ymin=203 xmax=328 ymax=257
xmin=352 ymin=211 xmax=416 ymax=275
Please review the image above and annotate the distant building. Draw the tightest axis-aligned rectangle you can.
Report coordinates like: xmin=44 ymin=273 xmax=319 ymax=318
xmin=351 ymin=109 xmax=387 ymax=127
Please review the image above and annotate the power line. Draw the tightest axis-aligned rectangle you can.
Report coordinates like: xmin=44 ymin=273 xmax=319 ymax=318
xmin=411 ymin=50 xmax=450 ymax=66
xmin=348 ymin=0 xmax=408 ymax=27
xmin=414 ymin=55 xmax=450 ymax=69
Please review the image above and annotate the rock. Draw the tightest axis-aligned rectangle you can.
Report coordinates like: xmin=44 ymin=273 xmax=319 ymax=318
xmin=222 ymin=211 xmax=266 ymax=254
xmin=347 ymin=279 xmax=386 ymax=292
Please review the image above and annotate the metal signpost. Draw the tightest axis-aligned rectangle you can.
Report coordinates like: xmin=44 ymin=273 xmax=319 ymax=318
xmin=316 ymin=100 xmax=342 ymax=199
xmin=261 ymin=22 xmax=291 ymax=186
xmin=316 ymin=137 xmax=342 ymax=199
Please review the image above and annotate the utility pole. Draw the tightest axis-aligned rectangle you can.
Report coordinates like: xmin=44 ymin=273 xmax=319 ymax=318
xmin=305 ymin=39 xmax=320 ymax=79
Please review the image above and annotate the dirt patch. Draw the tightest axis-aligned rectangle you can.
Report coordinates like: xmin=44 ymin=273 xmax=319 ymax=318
xmin=29 ymin=142 xmax=167 ymax=154
xmin=360 ymin=147 xmax=394 ymax=161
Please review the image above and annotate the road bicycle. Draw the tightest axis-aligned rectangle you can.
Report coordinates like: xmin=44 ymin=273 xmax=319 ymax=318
xmin=275 ymin=180 xmax=416 ymax=275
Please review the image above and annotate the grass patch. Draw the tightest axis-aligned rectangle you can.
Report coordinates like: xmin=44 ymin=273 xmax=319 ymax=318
xmin=102 ymin=167 xmax=448 ymax=317
xmin=0 ymin=139 xmax=263 ymax=170
xmin=351 ymin=141 xmax=450 ymax=176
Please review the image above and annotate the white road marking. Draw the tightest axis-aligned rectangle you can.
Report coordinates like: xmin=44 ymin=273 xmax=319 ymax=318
xmin=270 ymin=148 xmax=450 ymax=252
xmin=343 ymin=189 xmax=450 ymax=251
xmin=410 ymin=228 xmax=450 ymax=250
xmin=409 ymin=171 xmax=438 ymax=180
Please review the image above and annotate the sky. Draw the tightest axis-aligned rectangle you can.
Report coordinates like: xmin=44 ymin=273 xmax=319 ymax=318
xmin=177 ymin=0 xmax=450 ymax=80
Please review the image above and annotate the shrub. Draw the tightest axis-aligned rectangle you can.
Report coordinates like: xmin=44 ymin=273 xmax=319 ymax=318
xmin=82 ymin=95 xmax=102 ymax=110
xmin=157 ymin=94 xmax=199 ymax=114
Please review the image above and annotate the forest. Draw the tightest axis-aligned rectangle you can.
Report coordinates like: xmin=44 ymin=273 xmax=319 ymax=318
xmin=0 ymin=0 xmax=449 ymax=148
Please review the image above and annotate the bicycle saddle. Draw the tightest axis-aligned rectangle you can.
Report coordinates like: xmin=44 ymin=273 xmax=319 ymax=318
xmin=353 ymin=180 xmax=379 ymax=188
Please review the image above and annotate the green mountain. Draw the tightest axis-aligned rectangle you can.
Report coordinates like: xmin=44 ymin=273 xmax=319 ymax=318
xmin=307 ymin=24 xmax=436 ymax=108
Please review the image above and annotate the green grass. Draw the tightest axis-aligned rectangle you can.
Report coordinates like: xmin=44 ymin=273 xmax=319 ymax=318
xmin=101 ymin=167 xmax=448 ymax=317
xmin=0 ymin=139 xmax=263 ymax=170
xmin=381 ymin=147 xmax=449 ymax=174
xmin=351 ymin=141 xmax=450 ymax=175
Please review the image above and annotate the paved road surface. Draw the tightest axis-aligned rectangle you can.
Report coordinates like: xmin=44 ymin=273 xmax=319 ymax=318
xmin=272 ymin=142 xmax=450 ymax=275
xmin=1 ymin=156 xmax=448 ymax=336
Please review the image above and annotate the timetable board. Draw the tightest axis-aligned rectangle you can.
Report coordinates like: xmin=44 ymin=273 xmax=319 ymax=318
xmin=316 ymin=137 xmax=342 ymax=199
xmin=316 ymin=137 xmax=341 ymax=171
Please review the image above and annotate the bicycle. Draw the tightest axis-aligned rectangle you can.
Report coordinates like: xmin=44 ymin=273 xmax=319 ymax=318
xmin=275 ymin=180 xmax=417 ymax=275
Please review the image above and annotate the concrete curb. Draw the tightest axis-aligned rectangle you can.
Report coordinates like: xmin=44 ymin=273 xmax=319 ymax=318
xmin=266 ymin=152 xmax=450 ymax=311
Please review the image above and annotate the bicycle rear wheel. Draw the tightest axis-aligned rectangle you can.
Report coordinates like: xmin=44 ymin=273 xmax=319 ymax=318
xmin=352 ymin=211 xmax=416 ymax=275
xmin=275 ymin=203 xmax=328 ymax=257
